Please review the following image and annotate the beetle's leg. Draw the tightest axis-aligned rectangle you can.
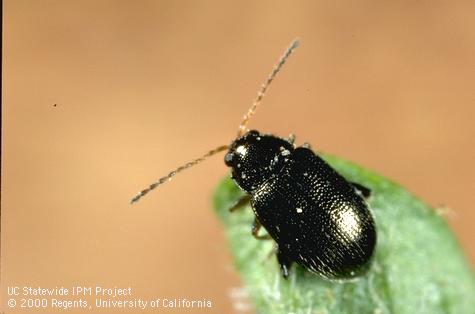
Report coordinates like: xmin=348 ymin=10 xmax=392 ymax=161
xmin=277 ymin=247 xmax=293 ymax=279
xmin=351 ymin=182 xmax=371 ymax=198
xmin=302 ymin=142 xmax=311 ymax=149
xmin=252 ymin=217 xmax=271 ymax=240
xmin=228 ymin=194 xmax=251 ymax=212
xmin=286 ymin=134 xmax=296 ymax=145
xmin=266 ymin=245 xmax=278 ymax=260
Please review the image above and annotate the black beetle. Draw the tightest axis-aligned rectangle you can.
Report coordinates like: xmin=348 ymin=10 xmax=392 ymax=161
xmin=131 ymin=40 xmax=376 ymax=280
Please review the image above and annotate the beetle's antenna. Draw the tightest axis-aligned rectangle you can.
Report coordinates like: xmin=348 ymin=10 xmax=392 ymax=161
xmin=237 ymin=39 xmax=300 ymax=137
xmin=131 ymin=144 xmax=229 ymax=204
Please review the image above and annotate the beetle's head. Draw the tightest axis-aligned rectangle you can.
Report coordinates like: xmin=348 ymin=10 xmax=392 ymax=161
xmin=224 ymin=130 xmax=294 ymax=192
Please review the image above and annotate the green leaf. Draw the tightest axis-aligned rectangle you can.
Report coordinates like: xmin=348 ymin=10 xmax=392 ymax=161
xmin=212 ymin=154 xmax=475 ymax=314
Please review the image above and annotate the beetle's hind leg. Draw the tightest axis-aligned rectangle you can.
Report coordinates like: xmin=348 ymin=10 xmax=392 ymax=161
xmin=228 ymin=194 xmax=251 ymax=212
xmin=252 ymin=217 xmax=272 ymax=240
xmin=351 ymin=182 xmax=371 ymax=198
xmin=277 ymin=247 xmax=293 ymax=279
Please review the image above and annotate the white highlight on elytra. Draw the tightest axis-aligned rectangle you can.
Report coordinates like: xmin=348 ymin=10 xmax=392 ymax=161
xmin=296 ymin=207 xmax=303 ymax=213
xmin=335 ymin=207 xmax=361 ymax=239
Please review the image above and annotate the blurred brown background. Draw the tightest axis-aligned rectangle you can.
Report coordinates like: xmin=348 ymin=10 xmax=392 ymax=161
xmin=3 ymin=1 xmax=475 ymax=313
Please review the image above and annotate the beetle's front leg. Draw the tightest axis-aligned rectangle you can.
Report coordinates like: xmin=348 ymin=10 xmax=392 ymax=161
xmin=228 ymin=194 xmax=251 ymax=212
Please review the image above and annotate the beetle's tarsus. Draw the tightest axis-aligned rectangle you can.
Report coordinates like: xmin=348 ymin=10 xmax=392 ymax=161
xmin=252 ymin=217 xmax=272 ymax=240
xmin=277 ymin=248 xmax=293 ymax=279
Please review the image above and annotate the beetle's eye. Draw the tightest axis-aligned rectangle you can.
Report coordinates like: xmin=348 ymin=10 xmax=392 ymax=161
xmin=224 ymin=153 xmax=234 ymax=167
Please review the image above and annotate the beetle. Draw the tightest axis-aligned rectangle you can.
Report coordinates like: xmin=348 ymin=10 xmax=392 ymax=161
xmin=131 ymin=40 xmax=376 ymax=280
